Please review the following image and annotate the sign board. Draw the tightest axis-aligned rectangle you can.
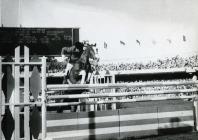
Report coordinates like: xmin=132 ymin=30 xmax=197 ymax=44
xmin=0 ymin=27 xmax=79 ymax=55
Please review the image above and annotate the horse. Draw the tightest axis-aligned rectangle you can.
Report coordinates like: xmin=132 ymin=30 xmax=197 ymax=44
xmin=57 ymin=42 xmax=97 ymax=112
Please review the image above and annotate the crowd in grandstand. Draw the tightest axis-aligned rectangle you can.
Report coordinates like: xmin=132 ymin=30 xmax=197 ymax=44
xmin=98 ymin=55 xmax=198 ymax=71
xmin=47 ymin=55 xmax=198 ymax=73
xmin=47 ymin=57 xmax=66 ymax=73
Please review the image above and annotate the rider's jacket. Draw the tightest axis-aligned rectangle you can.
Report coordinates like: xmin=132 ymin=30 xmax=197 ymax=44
xmin=61 ymin=46 xmax=82 ymax=64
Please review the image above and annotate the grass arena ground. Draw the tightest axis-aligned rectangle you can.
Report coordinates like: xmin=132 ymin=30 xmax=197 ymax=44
xmin=116 ymin=99 xmax=193 ymax=109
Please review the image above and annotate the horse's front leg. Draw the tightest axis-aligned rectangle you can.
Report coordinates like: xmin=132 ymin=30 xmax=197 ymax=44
xmin=84 ymin=73 xmax=95 ymax=111
xmin=76 ymin=70 xmax=87 ymax=112
xmin=56 ymin=76 xmax=67 ymax=113
xmin=86 ymin=72 xmax=92 ymax=84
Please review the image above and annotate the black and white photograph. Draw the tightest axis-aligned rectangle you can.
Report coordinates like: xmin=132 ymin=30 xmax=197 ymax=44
xmin=0 ymin=0 xmax=198 ymax=140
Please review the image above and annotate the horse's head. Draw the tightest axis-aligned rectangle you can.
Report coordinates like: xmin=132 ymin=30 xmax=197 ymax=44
xmin=86 ymin=45 xmax=96 ymax=60
xmin=78 ymin=44 xmax=95 ymax=61
xmin=82 ymin=45 xmax=99 ymax=69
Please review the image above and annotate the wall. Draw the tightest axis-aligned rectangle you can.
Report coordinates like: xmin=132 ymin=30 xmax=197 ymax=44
xmin=1 ymin=0 xmax=198 ymax=61
xmin=46 ymin=102 xmax=194 ymax=139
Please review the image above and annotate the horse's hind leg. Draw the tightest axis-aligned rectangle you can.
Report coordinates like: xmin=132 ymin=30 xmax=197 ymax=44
xmin=71 ymin=105 xmax=78 ymax=112
xmin=56 ymin=90 xmax=63 ymax=113
xmin=57 ymin=77 xmax=70 ymax=113
xmin=76 ymin=105 xmax=80 ymax=112
xmin=79 ymin=98 xmax=87 ymax=112
xmin=56 ymin=99 xmax=64 ymax=113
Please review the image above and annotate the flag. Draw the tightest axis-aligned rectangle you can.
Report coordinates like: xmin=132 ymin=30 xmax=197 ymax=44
xmin=183 ymin=35 xmax=186 ymax=42
xmin=152 ymin=40 xmax=156 ymax=45
xmin=120 ymin=40 xmax=125 ymax=45
xmin=104 ymin=42 xmax=107 ymax=48
xmin=136 ymin=40 xmax=141 ymax=46
xmin=167 ymin=39 xmax=172 ymax=44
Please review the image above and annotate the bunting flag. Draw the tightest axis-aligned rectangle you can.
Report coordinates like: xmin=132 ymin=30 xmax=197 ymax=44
xmin=183 ymin=35 xmax=186 ymax=42
xmin=104 ymin=42 xmax=107 ymax=48
xmin=120 ymin=41 xmax=125 ymax=45
xmin=152 ymin=40 xmax=156 ymax=45
xmin=136 ymin=40 xmax=141 ymax=46
xmin=167 ymin=39 xmax=172 ymax=44
xmin=83 ymin=40 xmax=89 ymax=45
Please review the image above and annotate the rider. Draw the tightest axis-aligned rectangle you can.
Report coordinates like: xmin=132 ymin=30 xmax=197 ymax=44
xmin=61 ymin=42 xmax=84 ymax=64
xmin=61 ymin=42 xmax=86 ymax=84
xmin=60 ymin=42 xmax=87 ymax=112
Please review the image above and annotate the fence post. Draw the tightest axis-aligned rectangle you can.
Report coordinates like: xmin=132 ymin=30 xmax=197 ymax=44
xmin=195 ymin=98 xmax=198 ymax=131
xmin=0 ymin=56 xmax=2 ymax=140
xmin=193 ymin=75 xmax=198 ymax=131
xmin=111 ymin=74 xmax=116 ymax=110
xmin=24 ymin=46 xmax=30 ymax=140
xmin=89 ymin=74 xmax=94 ymax=111
xmin=41 ymin=57 xmax=47 ymax=139
xmin=94 ymin=75 xmax=99 ymax=111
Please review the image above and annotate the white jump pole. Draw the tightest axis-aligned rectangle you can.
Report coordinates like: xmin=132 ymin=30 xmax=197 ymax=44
xmin=47 ymin=88 xmax=198 ymax=99
xmin=0 ymin=56 xmax=2 ymax=140
xmin=47 ymin=81 xmax=198 ymax=91
xmin=14 ymin=46 xmax=20 ymax=140
xmin=41 ymin=57 xmax=47 ymax=139
xmin=24 ymin=46 xmax=30 ymax=140
xmin=47 ymin=95 xmax=196 ymax=107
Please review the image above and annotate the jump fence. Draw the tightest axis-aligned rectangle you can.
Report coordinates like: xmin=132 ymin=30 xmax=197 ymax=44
xmin=45 ymin=81 xmax=198 ymax=140
xmin=0 ymin=46 xmax=198 ymax=140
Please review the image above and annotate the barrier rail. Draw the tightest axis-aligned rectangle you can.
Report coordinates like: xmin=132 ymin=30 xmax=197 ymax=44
xmin=47 ymin=95 xmax=197 ymax=107
xmin=47 ymin=88 xmax=198 ymax=99
xmin=47 ymin=80 xmax=198 ymax=91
